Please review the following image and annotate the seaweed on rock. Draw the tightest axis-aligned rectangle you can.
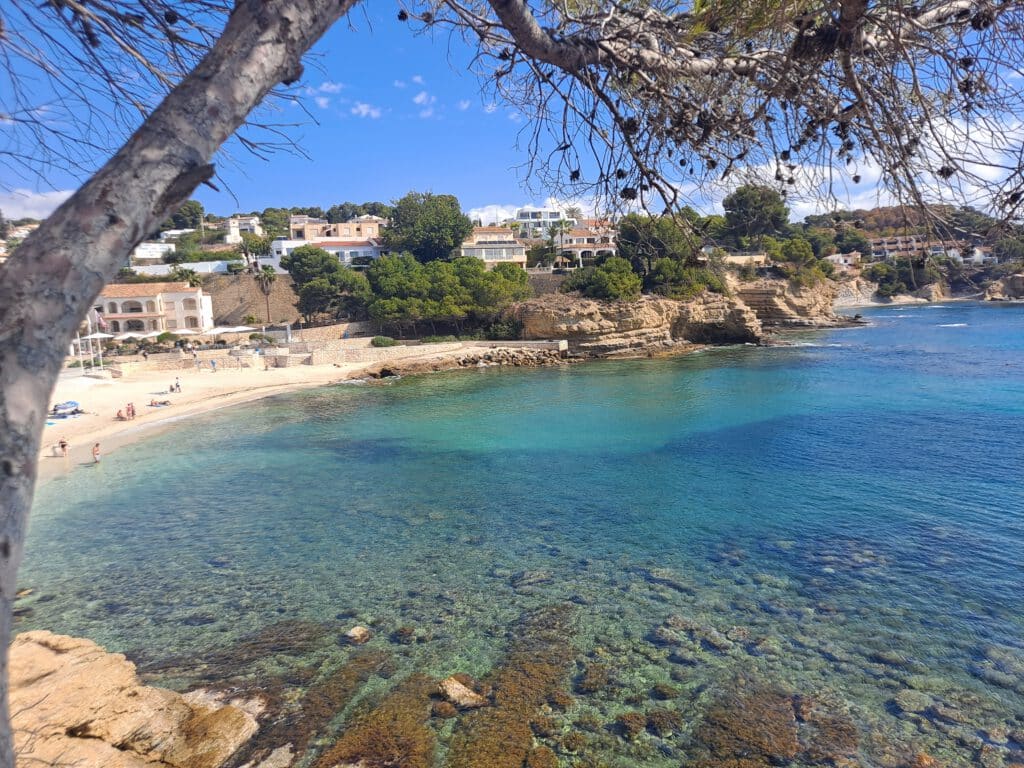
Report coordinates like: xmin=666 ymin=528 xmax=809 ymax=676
xmin=316 ymin=674 xmax=437 ymax=768
xmin=445 ymin=604 xmax=576 ymax=768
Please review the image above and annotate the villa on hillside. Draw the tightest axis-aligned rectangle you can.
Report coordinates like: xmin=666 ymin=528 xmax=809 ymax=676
xmin=513 ymin=206 xmax=577 ymax=238
xmin=224 ymin=215 xmax=264 ymax=244
xmin=288 ymin=214 xmax=386 ymax=241
xmin=96 ymin=282 xmax=214 ymax=333
xmin=556 ymin=228 xmax=616 ymax=266
xmin=460 ymin=227 xmax=528 ymax=268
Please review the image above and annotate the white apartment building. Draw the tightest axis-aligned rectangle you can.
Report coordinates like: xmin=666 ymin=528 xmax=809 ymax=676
xmin=97 ymin=282 xmax=214 ymax=332
xmin=513 ymin=207 xmax=577 ymax=238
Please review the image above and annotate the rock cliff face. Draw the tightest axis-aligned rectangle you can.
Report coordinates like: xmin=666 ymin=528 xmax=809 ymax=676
xmin=985 ymin=274 xmax=1024 ymax=300
xmin=513 ymin=293 xmax=762 ymax=357
xmin=833 ymin=278 xmax=880 ymax=308
xmin=11 ymin=631 xmax=258 ymax=768
xmin=731 ymin=278 xmax=844 ymax=327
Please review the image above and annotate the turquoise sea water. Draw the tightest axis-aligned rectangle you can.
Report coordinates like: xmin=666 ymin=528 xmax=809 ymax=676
xmin=18 ymin=302 xmax=1024 ymax=767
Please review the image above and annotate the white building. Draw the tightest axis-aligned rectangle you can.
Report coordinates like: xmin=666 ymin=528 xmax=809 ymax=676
xmin=513 ymin=206 xmax=577 ymax=238
xmin=224 ymin=215 xmax=264 ymax=245
xmin=159 ymin=228 xmax=196 ymax=241
xmin=131 ymin=241 xmax=176 ymax=265
xmin=97 ymin=282 xmax=214 ymax=332
xmin=460 ymin=227 xmax=527 ymax=268
xmin=269 ymin=237 xmax=385 ymax=269
xmin=825 ymin=251 xmax=862 ymax=272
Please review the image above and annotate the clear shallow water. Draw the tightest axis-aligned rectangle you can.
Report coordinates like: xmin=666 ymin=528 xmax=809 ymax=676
xmin=18 ymin=302 xmax=1024 ymax=767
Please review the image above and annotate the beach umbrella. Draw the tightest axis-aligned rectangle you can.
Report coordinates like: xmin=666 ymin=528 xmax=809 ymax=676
xmin=205 ymin=326 xmax=233 ymax=335
xmin=172 ymin=329 xmax=198 ymax=335
xmin=114 ymin=333 xmax=141 ymax=341
xmin=80 ymin=332 xmax=114 ymax=340
xmin=138 ymin=331 xmax=162 ymax=339
xmin=226 ymin=325 xmax=256 ymax=333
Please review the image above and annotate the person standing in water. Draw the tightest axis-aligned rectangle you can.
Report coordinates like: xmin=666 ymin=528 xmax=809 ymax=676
xmin=92 ymin=443 xmax=101 ymax=463
xmin=58 ymin=437 xmax=69 ymax=458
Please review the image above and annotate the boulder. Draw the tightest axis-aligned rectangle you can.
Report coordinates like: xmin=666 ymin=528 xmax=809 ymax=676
xmin=438 ymin=676 xmax=489 ymax=709
xmin=10 ymin=630 xmax=257 ymax=768
xmin=344 ymin=625 xmax=372 ymax=644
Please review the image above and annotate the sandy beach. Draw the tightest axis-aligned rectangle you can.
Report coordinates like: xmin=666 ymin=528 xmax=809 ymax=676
xmin=38 ymin=361 xmax=376 ymax=481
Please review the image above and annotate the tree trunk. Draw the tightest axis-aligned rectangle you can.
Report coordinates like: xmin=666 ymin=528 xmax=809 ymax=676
xmin=0 ymin=0 xmax=358 ymax=763
xmin=265 ymin=292 xmax=273 ymax=325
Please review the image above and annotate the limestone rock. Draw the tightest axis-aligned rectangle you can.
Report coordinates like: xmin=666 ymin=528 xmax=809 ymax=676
xmin=985 ymin=274 xmax=1024 ymax=301
xmin=344 ymin=625 xmax=372 ymax=644
xmin=514 ymin=292 xmax=761 ymax=357
xmin=10 ymin=630 xmax=257 ymax=768
xmin=438 ymin=676 xmax=489 ymax=709
xmin=732 ymin=276 xmax=847 ymax=327
xmin=914 ymin=282 xmax=948 ymax=301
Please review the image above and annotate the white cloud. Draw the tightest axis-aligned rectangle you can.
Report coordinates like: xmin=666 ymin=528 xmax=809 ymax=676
xmin=457 ymin=100 xmax=471 ymax=111
xmin=351 ymin=102 xmax=382 ymax=119
xmin=0 ymin=188 xmax=73 ymax=220
xmin=314 ymin=96 xmax=330 ymax=109
xmin=468 ymin=203 xmax=522 ymax=225
xmin=419 ymin=107 xmax=435 ymax=119
xmin=318 ymin=81 xmax=344 ymax=93
xmin=413 ymin=91 xmax=433 ymax=106
xmin=508 ymin=111 xmax=523 ymax=123
xmin=483 ymin=103 xmax=498 ymax=114
xmin=393 ymin=79 xmax=406 ymax=88
xmin=411 ymin=74 xmax=424 ymax=84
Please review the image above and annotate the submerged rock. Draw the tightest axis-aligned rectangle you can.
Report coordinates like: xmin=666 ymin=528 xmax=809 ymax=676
xmin=344 ymin=625 xmax=372 ymax=644
xmin=11 ymin=631 xmax=257 ymax=768
xmin=439 ymin=676 xmax=490 ymax=709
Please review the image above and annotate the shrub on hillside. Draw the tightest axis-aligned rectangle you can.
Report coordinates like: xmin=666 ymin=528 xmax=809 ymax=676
xmin=371 ymin=336 xmax=400 ymax=347
xmin=560 ymin=257 xmax=641 ymax=300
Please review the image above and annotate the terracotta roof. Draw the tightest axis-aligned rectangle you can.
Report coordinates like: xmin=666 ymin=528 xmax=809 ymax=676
xmin=474 ymin=226 xmax=514 ymax=233
xmin=100 ymin=282 xmax=193 ymax=298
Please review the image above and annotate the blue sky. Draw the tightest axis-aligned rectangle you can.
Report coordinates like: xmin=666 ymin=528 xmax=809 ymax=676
xmin=1 ymin=8 xmax=573 ymax=224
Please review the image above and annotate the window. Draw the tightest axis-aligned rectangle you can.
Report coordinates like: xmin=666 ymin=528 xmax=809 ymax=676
xmin=167 ymin=319 xmax=178 ymax=329
xmin=182 ymin=298 xmax=197 ymax=310
xmin=107 ymin=302 xmax=118 ymax=314
xmin=185 ymin=316 xmax=200 ymax=328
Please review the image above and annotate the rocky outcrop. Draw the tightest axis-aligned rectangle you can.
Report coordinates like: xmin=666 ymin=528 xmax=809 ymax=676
xmin=513 ymin=293 xmax=761 ymax=357
xmin=732 ymin=277 xmax=848 ymax=327
xmin=833 ymin=277 xmax=880 ymax=308
xmin=985 ymin=274 xmax=1024 ymax=300
xmin=364 ymin=346 xmax=566 ymax=377
xmin=913 ymin=282 xmax=948 ymax=301
xmin=11 ymin=631 xmax=258 ymax=768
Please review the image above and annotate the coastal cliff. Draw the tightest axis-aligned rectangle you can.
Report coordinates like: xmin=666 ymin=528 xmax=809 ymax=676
xmin=985 ymin=274 xmax=1024 ymax=300
xmin=11 ymin=631 xmax=258 ymax=768
xmin=731 ymin=277 xmax=848 ymax=327
xmin=513 ymin=293 xmax=762 ymax=357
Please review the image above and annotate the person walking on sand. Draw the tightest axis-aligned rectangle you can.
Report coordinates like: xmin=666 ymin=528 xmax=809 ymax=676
xmin=210 ymin=359 xmax=217 ymax=373
xmin=59 ymin=437 xmax=69 ymax=458
xmin=193 ymin=351 xmax=200 ymax=370
xmin=175 ymin=376 xmax=181 ymax=393
xmin=92 ymin=443 xmax=101 ymax=463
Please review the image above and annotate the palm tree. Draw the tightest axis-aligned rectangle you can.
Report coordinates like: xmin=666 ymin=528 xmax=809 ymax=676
xmin=170 ymin=266 xmax=202 ymax=287
xmin=547 ymin=219 xmax=573 ymax=268
xmin=255 ymin=265 xmax=276 ymax=323
xmin=564 ymin=205 xmax=584 ymax=224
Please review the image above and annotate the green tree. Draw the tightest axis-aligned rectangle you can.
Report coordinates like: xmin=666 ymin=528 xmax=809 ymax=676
xmin=326 ymin=201 xmax=393 ymax=223
xmin=546 ymin=219 xmax=572 ymax=265
xmin=0 ymin=209 xmax=7 ymax=240
xmin=166 ymin=199 xmax=204 ymax=230
xmin=781 ymin=237 xmax=816 ymax=266
xmin=281 ymin=245 xmax=343 ymax=289
xmin=240 ymin=233 xmax=272 ymax=269
xmin=648 ymin=259 xmax=726 ymax=299
xmin=993 ymin=237 xmax=1024 ymax=263
xmin=833 ymin=228 xmax=870 ymax=255
xmin=562 ymin=256 xmax=641 ymax=300
xmin=170 ymin=266 xmax=202 ymax=287
xmin=260 ymin=207 xmax=291 ymax=237
xmin=297 ymin=277 xmax=338 ymax=321
xmin=255 ymin=265 xmax=277 ymax=323
xmin=384 ymin=192 xmax=473 ymax=263
xmin=616 ymin=214 xmax=694 ymax=276
xmin=722 ymin=185 xmax=789 ymax=245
